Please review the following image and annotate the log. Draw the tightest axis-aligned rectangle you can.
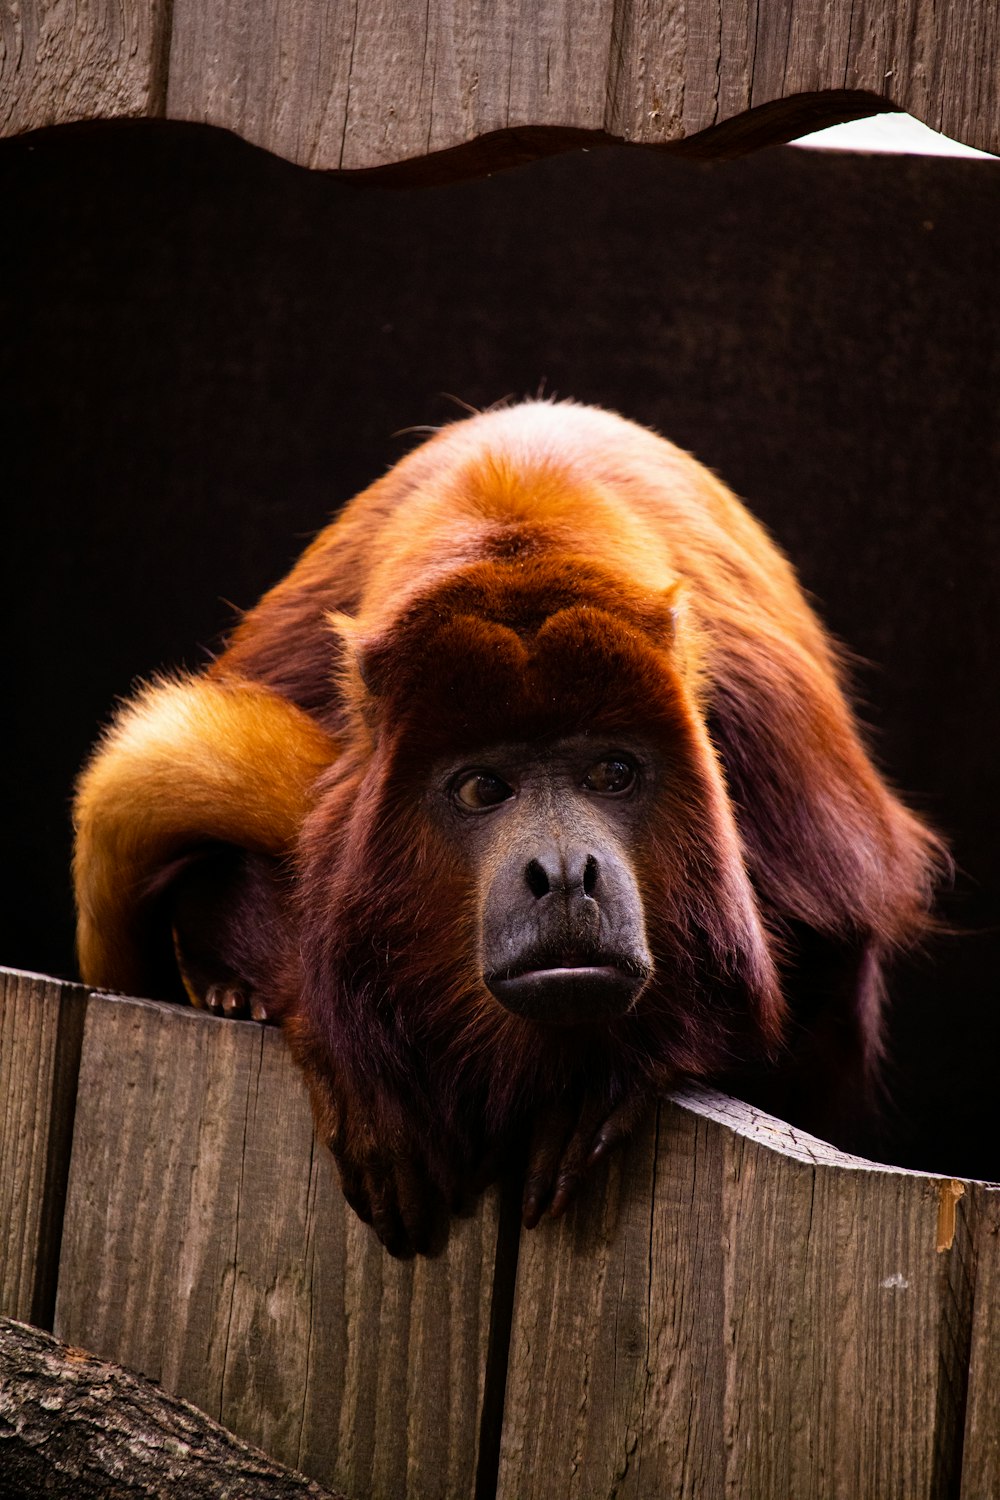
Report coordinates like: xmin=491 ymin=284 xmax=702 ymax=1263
xmin=0 ymin=1316 xmax=344 ymax=1499
xmin=2 ymin=0 xmax=999 ymax=173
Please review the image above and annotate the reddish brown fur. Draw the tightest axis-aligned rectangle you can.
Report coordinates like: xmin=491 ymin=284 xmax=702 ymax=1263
xmin=74 ymin=401 xmax=944 ymax=1250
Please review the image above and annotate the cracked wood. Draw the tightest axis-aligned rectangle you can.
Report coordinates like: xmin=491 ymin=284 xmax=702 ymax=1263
xmin=4 ymin=970 xmax=1000 ymax=1493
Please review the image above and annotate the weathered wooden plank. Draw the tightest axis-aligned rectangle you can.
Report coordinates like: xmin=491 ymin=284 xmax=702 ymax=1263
xmin=162 ymin=0 xmax=1000 ymax=165
xmin=0 ymin=967 xmax=87 ymax=1327
xmin=166 ymin=0 xmax=614 ymax=171
xmin=496 ymin=1086 xmax=985 ymax=1500
xmin=55 ymin=992 xmax=501 ymax=1500
xmin=0 ymin=0 xmax=172 ymax=138
xmin=960 ymin=1186 xmax=1000 ymax=1499
xmin=13 ymin=969 xmax=1000 ymax=1492
xmin=4 ymin=1 xmax=1000 ymax=169
xmin=164 ymin=0 xmax=359 ymax=172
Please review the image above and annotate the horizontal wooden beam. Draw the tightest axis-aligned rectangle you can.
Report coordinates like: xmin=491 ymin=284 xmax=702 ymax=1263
xmin=2 ymin=1 xmax=998 ymax=174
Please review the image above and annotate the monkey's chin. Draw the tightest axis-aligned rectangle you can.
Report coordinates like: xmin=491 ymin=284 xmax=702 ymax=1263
xmin=485 ymin=963 xmax=648 ymax=1025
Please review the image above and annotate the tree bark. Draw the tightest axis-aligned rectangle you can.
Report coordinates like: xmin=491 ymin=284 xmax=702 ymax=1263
xmin=0 ymin=1317 xmax=345 ymax=1500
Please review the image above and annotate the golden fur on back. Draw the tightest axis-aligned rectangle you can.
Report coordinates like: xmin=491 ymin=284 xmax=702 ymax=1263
xmin=74 ymin=675 xmax=335 ymax=993
xmin=73 ymin=401 xmax=945 ymax=1233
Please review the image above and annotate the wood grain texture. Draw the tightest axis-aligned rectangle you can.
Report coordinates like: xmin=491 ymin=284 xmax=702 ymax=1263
xmin=54 ymin=992 xmax=501 ymax=1500
xmin=0 ymin=967 xmax=86 ymax=1326
xmin=960 ymin=1186 xmax=1000 ymax=1500
xmin=165 ymin=0 xmax=614 ymax=170
xmin=7 ymin=971 xmax=1000 ymax=1493
xmin=4 ymin=1 xmax=1000 ymax=169
xmin=0 ymin=0 xmax=172 ymax=137
xmin=0 ymin=1316 xmax=343 ymax=1499
xmin=496 ymin=1085 xmax=986 ymax=1500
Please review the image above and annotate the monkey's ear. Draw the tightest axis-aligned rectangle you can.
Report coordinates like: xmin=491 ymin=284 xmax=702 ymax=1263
xmin=655 ymin=583 xmax=684 ymax=640
xmin=642 ymin=583 xmax=697 ymax=677
xmin=74 ymin=674 xmax=336 ymax=998
xmin=631 ymin=581 xmax=685 ymax=645
xmin=327 ymin=609 xmax=384 ymax=698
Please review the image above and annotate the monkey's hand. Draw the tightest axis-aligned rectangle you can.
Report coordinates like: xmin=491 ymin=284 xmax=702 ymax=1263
xmin=324 ymin=1092 xmax=462 ymax=1259
xmin=521 ymin=1086 xmax=652 ymax=1229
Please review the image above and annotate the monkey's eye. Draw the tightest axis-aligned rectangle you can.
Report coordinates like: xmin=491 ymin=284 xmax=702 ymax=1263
xmin=452 ymin=771 xmax=515 ymax=811
xmin=582 ymin=757 xmax=637 ymax=795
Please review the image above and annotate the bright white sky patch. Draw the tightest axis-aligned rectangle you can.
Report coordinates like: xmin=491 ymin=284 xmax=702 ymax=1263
xmin=794 ymin=112 xmax=996 ymax=160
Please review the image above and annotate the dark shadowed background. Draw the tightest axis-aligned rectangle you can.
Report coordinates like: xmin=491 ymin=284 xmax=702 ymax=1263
xmin=2 ymin=121 xmax=997 ymax=1177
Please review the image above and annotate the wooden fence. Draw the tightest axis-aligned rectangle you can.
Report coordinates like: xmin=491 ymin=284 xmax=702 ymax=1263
xmin=2 ymin=962 xmax=999 ymax=1498
xmin=4 ymin=0 xmax=1000 ymax=171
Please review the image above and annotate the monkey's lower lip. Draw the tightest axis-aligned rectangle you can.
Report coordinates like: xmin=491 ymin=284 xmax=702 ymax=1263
xmin=486 ymin=962 xmax=647 ymax=1024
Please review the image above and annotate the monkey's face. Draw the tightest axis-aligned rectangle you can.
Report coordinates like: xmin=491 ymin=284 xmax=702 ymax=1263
xmin=303 ymin=560 xmax=783 ymax=1096
xmin=432 ymin=734 xmax=655 ymax=1026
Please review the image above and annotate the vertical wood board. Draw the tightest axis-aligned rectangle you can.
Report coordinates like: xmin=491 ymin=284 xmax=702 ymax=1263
xmin=55 ymin=992 xmax=501 ymax=1500
xmin=165 ymin=0 xmax=614 ymax=170
xmin=0 ymin=967 xmax=86 ymax=1326
xmin=497 ymin=1087 xmax=985 ymax=1500
xmin=0 ymin=0 xmax=172 ymax=137
xmin=959 ymin=1186 xmax=1000 ymax=1499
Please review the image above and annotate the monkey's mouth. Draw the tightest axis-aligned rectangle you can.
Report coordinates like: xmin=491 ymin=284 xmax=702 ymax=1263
xmin=485 ymin=954 xmax=650 ymax=1025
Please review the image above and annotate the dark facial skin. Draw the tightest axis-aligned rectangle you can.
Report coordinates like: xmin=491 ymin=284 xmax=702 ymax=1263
xmin=433 ymin=734 xmax=655 ymax=1026
xmin=170 ymin=734 xmax=664 ymax=1256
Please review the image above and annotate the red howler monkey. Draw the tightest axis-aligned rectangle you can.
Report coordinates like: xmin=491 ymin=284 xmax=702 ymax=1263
xmin=74 ymin=402 xmax=944 ymax=1257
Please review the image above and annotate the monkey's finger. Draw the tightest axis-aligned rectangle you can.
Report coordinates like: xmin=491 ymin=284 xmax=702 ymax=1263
xmin=395 ymin=1160 xmax=449 ymax=1258
xmin=223 ymin=987 xmax=250 ymax=1018
xmin=366 ymin=1166 xmax=415 ymax=1260
xmin=203 ymin=982 xmax=251 ymax=1020
xmin=523 ymin=1099 xmax=577 ymax=1228
xmin=586 ymin=1090 xmax=651 ymax=1168
xmin=336 ymin=1157 xmax=375 ymax=1226
xmin=203 ymin=984 xmax=226 ymax=1015
xmin=547 ymin=1097 xmax=609 ymax=1221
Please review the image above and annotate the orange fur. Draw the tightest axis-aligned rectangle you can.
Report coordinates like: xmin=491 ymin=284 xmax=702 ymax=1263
xmin=74 ymin=400 xmax=945 ymax=1248
xmin=74 ymin=675 xmax=336 ymax=993
xmin=220 ymin=399 xmax=940 ymax=952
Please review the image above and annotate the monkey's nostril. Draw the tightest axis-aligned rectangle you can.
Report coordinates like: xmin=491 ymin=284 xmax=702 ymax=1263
xmin=583 ymin=854 xmax=599 ymax=897
xmin=525 ymin=859 xmax=550 ymax=899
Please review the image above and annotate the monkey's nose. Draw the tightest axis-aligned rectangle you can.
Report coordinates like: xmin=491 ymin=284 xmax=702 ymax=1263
xmin=524 ymin=851 xmax=599 ymax=900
